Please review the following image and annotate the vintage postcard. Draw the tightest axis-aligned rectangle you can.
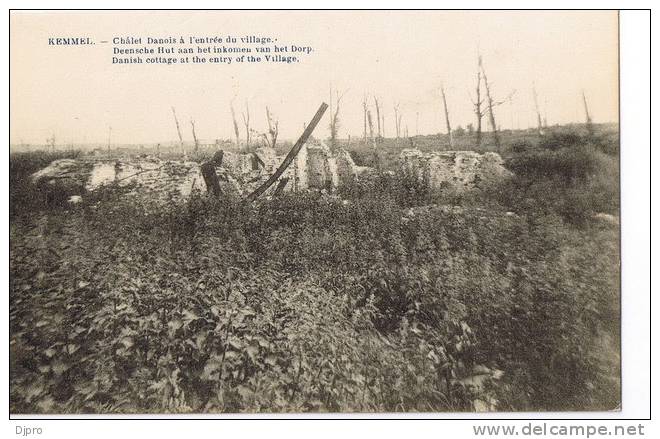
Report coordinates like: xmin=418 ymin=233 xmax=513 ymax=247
xmin=9 ymin=10 xmax=621 ymax=414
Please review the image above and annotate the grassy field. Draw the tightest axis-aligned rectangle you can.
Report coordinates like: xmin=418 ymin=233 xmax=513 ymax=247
xmin=10 ymin=124 xmax=620 ymax=413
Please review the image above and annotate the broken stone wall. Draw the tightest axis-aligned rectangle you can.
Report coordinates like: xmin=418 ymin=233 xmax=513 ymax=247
xmin=31 ymin=141 xmax=366 ymax=202
xmin=306 ymin=144 xmax=335 ymax=190
xmin=33 ymin=147 xmax=509 ymax=203
xmin=400 ymin=149 xmax=512 ymax=192
xmin=31 ymin=158 xmax=236 ymax=202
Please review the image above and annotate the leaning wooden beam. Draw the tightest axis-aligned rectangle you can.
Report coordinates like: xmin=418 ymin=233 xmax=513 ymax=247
xmin=245 ymin=102 xmax=328 ymax=202
xmin=272 ymin=177 xmax=289 ymax=197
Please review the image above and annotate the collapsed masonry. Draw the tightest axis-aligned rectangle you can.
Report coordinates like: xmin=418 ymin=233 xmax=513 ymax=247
xmin=30 ymin=142 xmax=371 ymax=203
xmin=221 ymin=141 xmax=371 ymax=195
xmin=399 ymin=149 xmax=512 ymax=192
xmin=31 ymin=145 xmax=510 ymax=203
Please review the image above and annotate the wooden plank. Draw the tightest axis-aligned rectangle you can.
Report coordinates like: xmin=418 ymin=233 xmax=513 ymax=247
xmin=245 ymin=102 xmax=328 ymax=202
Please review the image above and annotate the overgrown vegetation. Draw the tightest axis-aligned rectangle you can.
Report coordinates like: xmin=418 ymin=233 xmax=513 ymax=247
xmin=10 ymin=126 xmax=620 ymax=413
xmin=9 ymin=150 xmax=81 ymax=218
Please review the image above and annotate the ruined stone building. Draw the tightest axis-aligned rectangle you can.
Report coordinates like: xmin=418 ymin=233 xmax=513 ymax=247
xmin=31 ymin=142 xmax=511 ymax=203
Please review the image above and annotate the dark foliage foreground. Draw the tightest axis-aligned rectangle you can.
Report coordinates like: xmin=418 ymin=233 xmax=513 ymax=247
xmin=10 ymin=200 xmax=618 ymax=413
xmin=9 ymin=142 xmax=619 ymax=413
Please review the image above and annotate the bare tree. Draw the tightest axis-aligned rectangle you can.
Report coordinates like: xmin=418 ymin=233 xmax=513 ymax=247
xmin=329 ymin=89 xmax=346 ymax=149
xmin=190 ymin=119 xmax=199 ymax=152
xmin=263 ymin=106 xmax=279 ymax=148
xmin=367 ymin=109 xmax=375 ymax=142
xmin=230 ymin=101 xmax=241 ymax=148
xmin=480 ymin=57 xmax=514 ymax=152
xmin=532 ymin=84 xmax=544 ymax=136
xmin=367 ymin=109 xmax=380 ymax=168
xmin=441 ymin=84 xmax=453 ymax=148
xmin=582 ymin=90 xmax=594 ymax=136
xmin=394 ymin=103 xmax=402 ymax=140
xmin=171 ymin=107 xmax=185 ymax=157
xmin=373 ymin=96 xmax=382 ymax=140
xmin=480 ymin=58 xmax=500 ymax=149
xmin=469 ymin=57 xmax=486 ymax=147
xmin=381 ymin=111 xmax=385 ymax=139
xmin=107 ymin=126 xmax=112 ymax=153
xmin=241 ymin=100 xmax=251 ymax=151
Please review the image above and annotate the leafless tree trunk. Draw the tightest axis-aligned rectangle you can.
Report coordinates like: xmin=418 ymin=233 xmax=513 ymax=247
xmin=480 ymin=57 xmax=513 ymax=152
xmin=394 ymin=103 xmax=402 ymax=140
xmin=362 ymin=93 xmax=368 ymax=143
xmin=265 ymin=106 xmax=279 ymax=148
xmin=470 ymin=58 xmax=485 ymax=147
xmin=533 ymin=85 xmax=544 ymax=136
xmin=229 ymin=102 xmax=241 ymax=149
xmin=582 ymin=91 xmax=594 ymax=136
xmin=373 ymin=96 xmax=382 ymax=140
xmin=329 ymin=89 xmax=346 ymax=149
xmin=171 ymin=107 xmax=185 ymax=157
xmin=107 ymin=126 xmax=112 ymax=153
xmin=441 ymin=84 xmax=453 ymax=148
xmin=241 ymin=100 xmax=251 ymax=151
xmin=230 ymin=101 xmax=240 ymax=148
xmin=367 ymin=110 xmax=380 ymax=168
xmin=367 ymin=110 xmax=375 ymax=142
xmin=190 ymin=119 xmax=199 ymax=152
xmin=381 ymin=112 xmax=385 ymax=139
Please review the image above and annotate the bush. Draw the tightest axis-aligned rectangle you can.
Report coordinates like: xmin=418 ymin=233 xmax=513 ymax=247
xmin=499 ymin=146 xmax=619 ymax=225
xmin=509 ymin=139 xmax=532 ymax=153
xmin=538 ymin=131 xmax=584 ymax=150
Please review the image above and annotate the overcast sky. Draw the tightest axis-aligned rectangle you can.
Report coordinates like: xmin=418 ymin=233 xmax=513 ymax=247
xmin=10 ymin=11 xmax=618 ymax=145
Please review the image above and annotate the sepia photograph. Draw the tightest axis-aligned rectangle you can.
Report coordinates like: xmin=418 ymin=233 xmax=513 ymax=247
xmin=9 ymin=9 xmax=625 ymax=415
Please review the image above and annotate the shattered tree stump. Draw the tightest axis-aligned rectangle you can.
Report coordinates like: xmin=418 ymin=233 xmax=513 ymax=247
xmin=200 ymin=162 xmax=222 ymax=196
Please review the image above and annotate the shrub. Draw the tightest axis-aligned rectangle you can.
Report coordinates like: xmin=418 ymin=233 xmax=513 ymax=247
xmin=538 ymin=130 xmax=584 ymax=150
xmin=499 ymin=145 xmax=619 ymax=224
xmin=509 ymin=139 xmax=532 ymax=153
